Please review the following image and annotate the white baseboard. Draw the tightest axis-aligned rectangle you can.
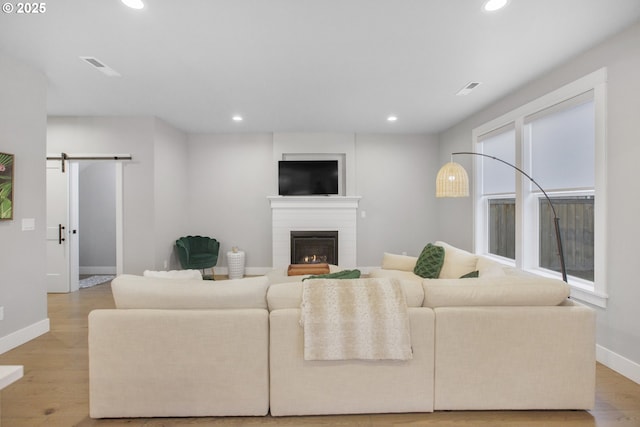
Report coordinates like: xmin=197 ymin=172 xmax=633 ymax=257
xmin=0 ymin=318 xmax=50 ymax=355
xmin=79 ymin=266 xmax=117 ymax=275
xmin=597 ymin=344 xmax=640 ymax=385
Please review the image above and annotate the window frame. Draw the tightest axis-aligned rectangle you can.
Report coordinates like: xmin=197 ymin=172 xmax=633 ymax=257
xmin=471 ymin=68 xmax=608 ymax=307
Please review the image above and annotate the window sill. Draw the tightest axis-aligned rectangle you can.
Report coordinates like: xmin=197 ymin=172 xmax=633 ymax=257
xmin=568 ymin=283 xmax=608 ymax=308
xmin=524 ymin=267 xmax=608 ymax=308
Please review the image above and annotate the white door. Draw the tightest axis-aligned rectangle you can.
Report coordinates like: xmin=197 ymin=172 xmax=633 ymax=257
xmin=46 ymin=159 xmax=78 ymax=293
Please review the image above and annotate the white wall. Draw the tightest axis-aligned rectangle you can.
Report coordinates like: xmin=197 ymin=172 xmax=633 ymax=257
xmin=0 ymin=53 xmax=49 ymax=352
xmin=46 ymin=121 xmax=442 ymax=276
xmin=153 ymin=119 xmax=190 ymax=270
xmin=355 ymin=134 xmax=440 ymax=266
xmin=47 ymin=116 xmax=189 ymax=274
xmin=79 ymin=162 xmax=116 ymax=273
xmin=186 ymin=132 xmax=441 ymax=271
xmin=187 ymin=133 xmax=274 ymax=271
xmin=437 ymin=21 xmax=640 ymax=381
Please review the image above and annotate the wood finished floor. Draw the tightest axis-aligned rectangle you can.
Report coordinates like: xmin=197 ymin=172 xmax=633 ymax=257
xmin=1 ymin=279 xmax=639 ymax=427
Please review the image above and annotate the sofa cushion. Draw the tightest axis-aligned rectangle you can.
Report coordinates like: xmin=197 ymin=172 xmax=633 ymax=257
xmin=368 ymin=268 xmax=422 ymax=282
xmin=267 ymin=279 xmax=425 ymax=310
xmin=434 ymin=241 xmax=479 ymax=279
xmin=143 ymin=269 xmax=203 ymax=280
xmin=414 ymin=244 xmax=445 ymax=279
xmin=111 ymin=275 xmax=269 ymax=309
xmin=422 ymin=275 xmax=570 ymax=307
xmin=381 ymin=252 xmax=418 ymax=272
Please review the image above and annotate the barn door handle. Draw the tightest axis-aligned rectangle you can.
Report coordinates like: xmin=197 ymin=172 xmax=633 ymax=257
xmin=58 ymin=224 xmax=66 ymax=244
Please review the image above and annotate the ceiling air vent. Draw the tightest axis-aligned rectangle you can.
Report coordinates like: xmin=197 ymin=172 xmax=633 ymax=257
xmin=79 ymin=56 xmax=121 ymax=77
xmin=456 ymin=81 xmax=481 ymax=96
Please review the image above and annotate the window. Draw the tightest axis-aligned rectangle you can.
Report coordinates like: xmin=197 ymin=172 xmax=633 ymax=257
xmin=539 ymin=196 xmax=594 ymax=281
xmin=472 ymin=68 xmax=607 ymax=307
xmin=478 ymin=127 xmax=516 ymax=260
xmin=525 ymin=94 xmax=595 ymax=282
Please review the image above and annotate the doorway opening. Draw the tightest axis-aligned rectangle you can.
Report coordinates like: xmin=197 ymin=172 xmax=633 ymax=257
xmin=46 ymin=157 xmax=125 ymax=293
xmin=77 ymin=161 xmax=117 ymax=289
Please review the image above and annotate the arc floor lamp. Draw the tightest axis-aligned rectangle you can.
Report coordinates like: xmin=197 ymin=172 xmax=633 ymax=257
xmin=436 ymin=151 xmax=568 ymax=283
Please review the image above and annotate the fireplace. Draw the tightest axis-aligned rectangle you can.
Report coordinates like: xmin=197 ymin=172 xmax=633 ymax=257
xmin=269 ymin=196 xmax=360 ymax=268
xmin=290 ymin=231 xmax=338 ymax=265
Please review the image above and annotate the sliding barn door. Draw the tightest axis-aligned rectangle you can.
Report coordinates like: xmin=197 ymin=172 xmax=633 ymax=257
xmin=46 ymin=159 xmax=73 ymax=293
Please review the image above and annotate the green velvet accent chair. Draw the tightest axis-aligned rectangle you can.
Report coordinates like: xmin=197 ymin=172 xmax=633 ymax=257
xmin=175 ymin=236 xmax=220 ymax=278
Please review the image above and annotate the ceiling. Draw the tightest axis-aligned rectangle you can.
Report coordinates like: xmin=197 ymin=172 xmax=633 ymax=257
xmin=1 ymin=1 xmax=639 ymax=134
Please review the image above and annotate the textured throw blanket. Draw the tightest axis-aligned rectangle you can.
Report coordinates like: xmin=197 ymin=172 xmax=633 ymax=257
xmin=300 ymin=278 xmax=412 ymax=361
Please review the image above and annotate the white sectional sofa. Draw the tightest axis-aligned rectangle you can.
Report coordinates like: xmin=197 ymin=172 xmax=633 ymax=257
xmin=88 ymin=242 xmax=595 ymax=418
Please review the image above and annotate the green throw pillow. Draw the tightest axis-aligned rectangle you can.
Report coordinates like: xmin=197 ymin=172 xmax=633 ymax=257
xmin=413 ymin=243 xmax=445 ymax=279
xmin=460 ymin=270 xmax=479 ymax=278
xmin=303 ymin=269 xmax=362 ymax=281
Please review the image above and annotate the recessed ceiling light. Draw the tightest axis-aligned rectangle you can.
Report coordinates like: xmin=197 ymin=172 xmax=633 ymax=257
xmin=232 ymin=115 xmax=243 ymax=122
xmin=387 ymin=115 xmax=398 ymax=122
xmin=121 ymin=0 xmax=144 ymax=10
xmin=483 ymin=0 xmax=508 ymax=12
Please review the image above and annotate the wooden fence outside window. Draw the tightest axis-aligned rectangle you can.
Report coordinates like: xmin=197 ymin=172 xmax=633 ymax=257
xmin=488 ymin=196 xmax=594 ymax=281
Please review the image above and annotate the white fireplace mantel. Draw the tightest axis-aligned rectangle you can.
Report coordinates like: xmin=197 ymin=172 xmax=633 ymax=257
xmin=268 ymin=196 xmax=361 ymax=268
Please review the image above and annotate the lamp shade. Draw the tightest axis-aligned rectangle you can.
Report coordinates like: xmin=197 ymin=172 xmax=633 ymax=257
xmin=436 ymin=162 xmax=469 ymax=197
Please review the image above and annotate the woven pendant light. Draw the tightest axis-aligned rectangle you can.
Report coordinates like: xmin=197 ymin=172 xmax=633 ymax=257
xmin=435 ymin=162 xmax=469 ymax=197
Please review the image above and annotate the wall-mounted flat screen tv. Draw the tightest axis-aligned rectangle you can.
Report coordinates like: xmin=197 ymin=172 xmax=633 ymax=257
xmin=278 ymin=160 xmax=339 ymax=196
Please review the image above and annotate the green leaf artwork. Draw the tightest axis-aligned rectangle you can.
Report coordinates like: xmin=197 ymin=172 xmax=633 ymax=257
xmin=0 ymin=152 xmax=14 ymax=220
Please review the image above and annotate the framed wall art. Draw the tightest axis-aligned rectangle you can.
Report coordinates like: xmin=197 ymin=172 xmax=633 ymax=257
xmin=0 ymin=152 xmax=14 ymax=220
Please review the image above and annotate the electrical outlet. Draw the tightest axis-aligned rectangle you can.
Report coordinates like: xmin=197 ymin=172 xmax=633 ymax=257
xmin=163 ymin=260 xmax=168 ymax=270
xmin=0 ymin=306 xmax=4 ymax=321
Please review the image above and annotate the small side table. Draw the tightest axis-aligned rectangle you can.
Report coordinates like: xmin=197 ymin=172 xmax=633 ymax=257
xmin=227 ymin=250 xmax=246 ymax=280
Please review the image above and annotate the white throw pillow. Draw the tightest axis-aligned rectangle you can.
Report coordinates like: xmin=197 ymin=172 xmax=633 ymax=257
xmin=434 ymin=241 xmax=478 ymax=279
xmin=476 ymin=256 xmax=507 ymax=278
xmin=381 ymin=252 xmax=418 ymax=272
